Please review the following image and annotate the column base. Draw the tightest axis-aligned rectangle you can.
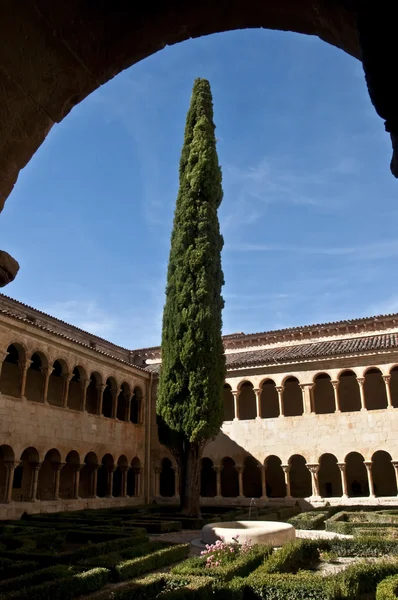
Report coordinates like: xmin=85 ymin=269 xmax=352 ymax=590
xmin=360 ymin=407 xmax=367 ymax=412
xmin=387 ymin=405 xmax=394 ymax=410
xmin=278 ymin=414 xmax=284 ymax=418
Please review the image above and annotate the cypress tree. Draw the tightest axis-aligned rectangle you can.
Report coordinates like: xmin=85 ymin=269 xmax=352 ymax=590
xmin=157 ymin=78 xmax=225 ymax=516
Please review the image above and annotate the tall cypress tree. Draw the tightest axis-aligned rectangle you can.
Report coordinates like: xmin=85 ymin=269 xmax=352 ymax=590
xmin=157 ymin=78 xmax=225 ymax=516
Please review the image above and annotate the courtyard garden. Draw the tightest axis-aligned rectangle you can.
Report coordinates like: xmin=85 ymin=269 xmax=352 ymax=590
xmin=1 ymin=505 xmax=398 ymax=598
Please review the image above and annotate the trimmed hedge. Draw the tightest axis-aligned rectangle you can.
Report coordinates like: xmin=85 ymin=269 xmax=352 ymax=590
xmin=0 ymin=558 xmax=38 ymax=581
xmin=325 ymin=511 xmax=398 ymax=535
xmin=79 ymin=540 xmax=168 ymax=568
xmin=125 ymin=520 xmax=182 ymax=533
xmin=376 ymin=574 xmax=398 ymax=600
xmin=113 ymin=543 xmax=190 ymax=582
xmin=320 ymin=536 xmax=398 ymax=558
xmin=171 ymin=544 xmax=272 ymax=581
xmin=159 ymin=575 xmax=213 ymax=600
xmin=2 ymin=567 xmax=109 ymax=600
xmin=288 ymin=510 xmax=329 ymax=530
xmin=248 ymin=572 xmax=337 ymax=600
xmin=0 ymin=565 xmax=74 ymax=594
xmin=337 ymin=557 xmax=398 ymax=598
xmin=255 ymin=540 xmax=319 ymax=574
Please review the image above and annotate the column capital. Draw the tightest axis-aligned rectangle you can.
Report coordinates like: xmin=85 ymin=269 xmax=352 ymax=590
xmin=392 ymin=461 xmax=398 ymax=469
xmin=337 ymin=462 xmax=346 ymax=472
xmin=154 ymin=466 xmax=162 ymax=474
xmin=364 ymin=460 xmax=373 ymax=470
xmin=383 ymin=375 xmax=391 ymax=383
xmin=53 ymin=462 xmax=66 ymax=472
xmin=253 ymin=387 xmax=261 ymax=394
xmin=357 ymin=377 xmax=365 ymax=386
xmin=257 ymin=463 xmax=265 ymax=472
xmin=331 ymin=380 xmax=339 ymax=388
xmin=232 ymin=390 xmax=239 ymax=398
xmin=63 ymin=372 xmax=74 ymax=382
xmin=275 ymin=386 xmax=283 ymax=393
xmin=235 ymin=463 xmax=244 ymax=473
xmin=97 ymin=383 xmax=106 ymax=391
xmin=281 ymin=464 xmax=290 ymax=473
xmin=306 ymin=463 xmax=320 ymax=474
xmin=212 ymin=464 xmax=222 ymax=473
xmin=33 ymin=462 xmax=42 ymax=471
xmin=4 ymin=461 xmax=17 ymax=471
xmin=300 ymin=383 xmax=314 ymax=390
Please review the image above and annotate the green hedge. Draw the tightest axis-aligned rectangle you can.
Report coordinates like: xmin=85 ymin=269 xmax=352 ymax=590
xmin=0 ymin=565 xmax=74 ymax=594
xmin=2 ymin=567 xmax=109 ymax=600
xmin=320 ymin=536 xmax=398 ymax=558
xmin=337 ymin=557 xmax=398 ymax=598
xmin=325 ymin=511 xmax=398 ymax=535
xmin=79 ymin=540 xmax=167 ymax=568
xmin=113 ymin=544 xmax=190 ymax=582
xmin=248 ymin=572 xmax=337 ymax=600
xmin=125 ymin=520 xmax=181 ymax=533
xmin=171 ymin=544 xmax=272 ymax=581
xmin=159 ymin=575 xmax=213 ymax=600
xmin=376 ymin=574 xmax=398 ymax=600
xmin=0 ymin=558 xmax=38 ymax=581
xmin=288 ymin=510 xmax=329 ymax=530
xmin=255 ymin=540 xmax=319 ymax=574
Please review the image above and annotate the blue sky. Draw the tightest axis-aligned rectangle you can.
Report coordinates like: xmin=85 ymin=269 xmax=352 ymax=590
xmin=0 ymin=29 xmax=397 ymax=349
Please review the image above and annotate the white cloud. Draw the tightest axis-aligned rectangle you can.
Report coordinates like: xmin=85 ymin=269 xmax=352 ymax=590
xmin=41 ymin=300 xmax=118 ymax=338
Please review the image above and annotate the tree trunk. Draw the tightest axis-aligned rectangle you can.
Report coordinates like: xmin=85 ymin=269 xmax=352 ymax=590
xmin=181 ymin=442 xmax=202 ymax=516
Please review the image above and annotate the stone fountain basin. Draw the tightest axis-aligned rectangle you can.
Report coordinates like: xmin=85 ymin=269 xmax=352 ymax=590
xmin=202 ymin=521 xmax=295 ymax=547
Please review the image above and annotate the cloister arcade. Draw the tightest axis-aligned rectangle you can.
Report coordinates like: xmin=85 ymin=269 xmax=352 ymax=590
xmin=223 ymin=367 xmax=398 ymax=421
xmin=0 ymin=344 xmax=145 ymax=424
xmin=0 ymin=444 xmax=143 ymax=504
xmin=156 ymin=450 xmax=398 ymax=501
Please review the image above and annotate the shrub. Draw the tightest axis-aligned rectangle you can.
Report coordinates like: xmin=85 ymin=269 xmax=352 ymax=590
xmin=0 ymin=559 xmax=38 ymax=581
xmin=255 ymin=540 xmax=319 ymax=574
xmin=337 ymin=557 xmax=398 ymax=598
xmin=376 ymin=574 xmax=398 ymax=600
xmin=159 ymin=575 xmax=213 ymax=600
xmin=87 ymin=573 xmax=166 ymax=600
xmin=125 ymin=520 xmax=181 ymax=533
xmin=79 ymin=541 xmax=167 ymax=568
xmin=0 ymin=565 xmax=73 ymax=594
xmin=113 ymin=544 xmax=190 ymax=582
xmin=320 ymin=536 xmax=398 ymax=558
xmin=248 ymin=572 xmax=338 ymax=600
xmin=288 ymin=511 xmax=329 ymax=530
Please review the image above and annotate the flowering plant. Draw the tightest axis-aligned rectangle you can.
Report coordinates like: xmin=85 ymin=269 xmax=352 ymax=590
xmin=200 ymin=535 xmax=252 ymax=568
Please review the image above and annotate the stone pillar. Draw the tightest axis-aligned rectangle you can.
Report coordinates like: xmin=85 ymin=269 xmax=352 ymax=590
xmin=53 ymin=462 xmax=65 ymax=500
xmin=29 ymin=462 xmax=42 ymax=501
xmin=337 ymin=463 xmax=348 ymax=497
xmin=121 ymin=467 xmax=128 ymax=497
xmin=43 ymin=367 xmax=51 ymax=404
xmin=213 ymin=464 xmax=222 ymax=498
xmin=125 ymin=396 xmax=131 ymax=422
xmin=236 ymin=464 xmax=244 ymax=498
xmin=254 ymin=388 xmax=262 ymax=419
xmin=172 ymin=466 xmax=179 ymax=497
xmin=258 ymin=464 xmax=267 ymax=498
xmin=364 ymin=461 xmax=375 ymax=497
xmin=20 ymin=360 xmax=31 ymax=399
xmin=392 ymin=461 xmax=398 ymax=495
xmin=111 ymin=390 xmax=118 ymax=419
xmin=91 ymin=465 xmax=99 ymax=498
xmin=4 ymin=462 xmax=16 ymax=503
xmin=106 ymin=466 xmax=116 ymax=498
xmin=82 ymin=378 xmax=90 ymax=412
xmin=281 ymin=464 xmax=291 ymax=497
xmin=331 ymin=380 xmax=341 ymax=412
xmin=383 ymin=376 xmax=393 ymax=409
xmin=232 ymin=391 xmax=240 ymax=420
xmin=73 ymin=465 xmax=82 ymax=499
xmin=97 ymin=384 xmax=105 ymax=416
xmin=307 ymin=463 xmax=320 ymax=497
xmin=62 ymin=374 xmax=73 ymax=408
xmin=357 ymin=377 xmax=366 ymax=411
xmin=300 ymin=384 xmax=314 ymax=414
xmin=140 ymin=397 xmax=146 ymax=424
xmin=276 ymin=386 xmax=284 ymax=417
xmin=154 ymin=466 xmax=161 ymax=497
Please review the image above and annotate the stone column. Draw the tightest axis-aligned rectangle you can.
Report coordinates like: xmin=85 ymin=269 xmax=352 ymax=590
xmin=213 ymin=465 xmax=222 ymax=498
xmin=364 ymin=461 xmax=375 ymax=497
xmin=307 ymin=463 xmax=320 ymax=497
xmin=43 ymin=367 xmax=51 ymax=404
xmin=337 ymin=463 xmax=348 ymax=497
xmin=331 ymin=380 xmax=341 ymax=412
xmin=281 ymin=464 xmax=291 ymax=497
xmin=357 ymin=377 xmax=366 ymax=411
xmin=391 ymin=461 xmax=398 ymax=494
xmin=125 ymin=396 xmax=131 ymax=422
xmin=4 ymin=462 xmax=16 ymax=503
xmin=383 ymin=376 xmax=393 ymax=409
xmin=232 ymin=391 xmax=240 ymax=420
xmin=20 ymin=360 xmax=31 ymax=399
xmin=258 ymin=464 xmax=267 ymax=498
xmin=29 ymin=462 xmax=42 ymax=501
xmin=300 ymin=384 xmax=314 ymax=414
xmin=154 ymin=466 xmax=161 ymax=497
xmin=106 ymin=466 xmax=116 ymax=498
xmin=82 ymin=378 xmax=90 ymax=412
xmin=121 ymin=467 xmax=128 ymax=497
xmin=276 ymin=386 xmax=284 ymax=417
xmin=97 ymin=384 xmax=105 ymax=415
xmin=236 ymin=464 xmax=244 ymax=498
xmin=73 ymin=465 xmax=82 ymax=499
xmin=172 ymin=466 xmax=179 ymax=497
xmin=91 ymin=465 xmax=99 ymax=498
xmin=140 ymin=397 xmax=146 ymax=424
xmin=111 ymin=390 xmax=118 ymax=419
xmin=62 ymin=374 xmax=73 ymax=408
xmin=254 ymin=388 xmax=262 ymax=419
xmin=53 ymin=462 xmax=65 ymax=500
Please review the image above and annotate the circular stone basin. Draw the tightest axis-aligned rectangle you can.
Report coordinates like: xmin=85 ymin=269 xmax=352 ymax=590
xmin=202 ymin=521 xmax=295 ymax=547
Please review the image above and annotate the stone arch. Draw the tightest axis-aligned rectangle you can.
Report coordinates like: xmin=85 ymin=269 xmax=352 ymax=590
xmin=220 ymin=457 xmax=239 ymax=498
xmin=318 ymin=453 xmax=342 ymax=497
xmin=238 ymin=381 xmax=256 ymax=420
xmin=372 ymin=450 xmax=396 ymax=497
xmin=102 ymin=377 xmax=117 ymax=418
xmin=313 ymin=373 xmax=335 ymax=414
xmin=117 ymin=382 xmax=130 ymax=421
xmin=390 ymin=366 xmax=398 ymax=408
xmin=200 ymin=457 xmax=216 ymax=497
xmin=25 ymin=351 xmax=48 ymax=403
xmin=79 ymin=452 xmax=98 ymax=498
xmin=243 ymin=456 xmax=262 ymax=498
xmin=67 ymin=366 xmax=85 ymax=411
xmin=0 ymin=444 xmax=14 ymax=502
xmin=223 ymin=384 xmax=235 ymax=421
xmin=265 ymin=455 xmax=285 ymax=498
xmin=85 ymin=371 xmax=101 ymax=415
xmin=289 ymin=454 xmax=311 ymax=498
xmin=47 ymin=359 xmax=67 ymax=407
xmin=18 ymin=446 xmax=40 ymax=501
xmin=339 ymin=370 xmax=361 ymax=412
xmin=260 ymin=379 xmax=279 ymax=419
xmin=60 ymin=450 xmax=80 ymax=499
xmin=97 ymin=453 xmax=114 ymax=498
xmin=364 ymin=368 xmax=387 ymax=410
xmin=128 ymin=457 xmax=141 ymax=496
xmin=38 ymin=448 xmax=61 ymax=501
xmin=159 ymin=458 xmax=175 ymax=497
xmin=113 ymin=455 xmax=128 ymax=497
xmin=130 ymin=386 xmax=143 ymax=424
xmin=283 ymin=377 xmax=303 ymax=417
xmin=0 ymin=343 xmax=24 ymax=397
xmin=345 ymin=451 xmax=368 ymax=497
